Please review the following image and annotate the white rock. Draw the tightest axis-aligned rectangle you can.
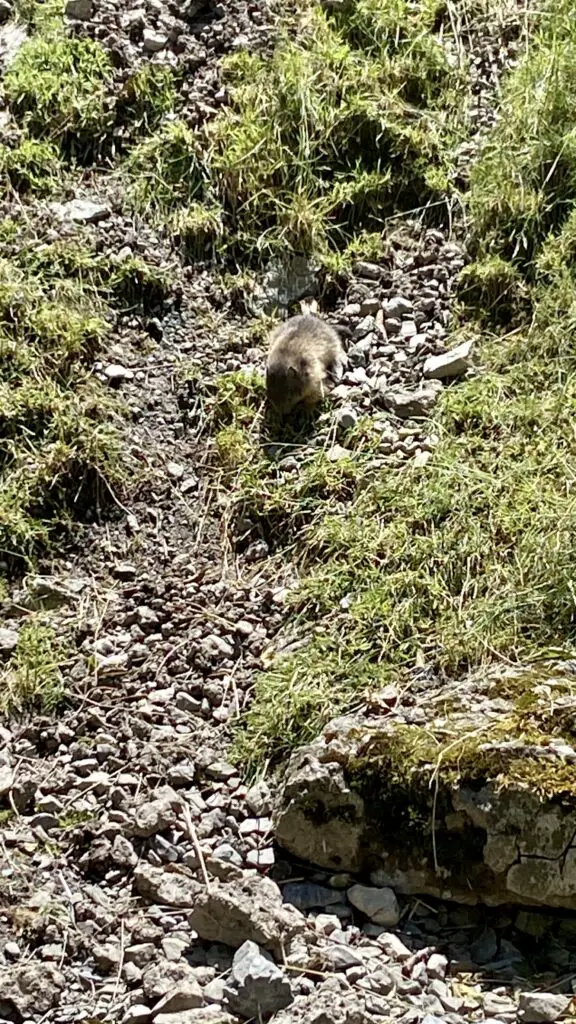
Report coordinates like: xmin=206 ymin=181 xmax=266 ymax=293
xmin=223 ymin=940 xmax=293 ymax=1018
xmin=347 ymin=884 xmax=400 ymax=926
xmin=0 ymin=627 xmax=18 ymax=654
xmin=518 ymin=992 xmax=572 ymax=1023
xmin=52 ymin=198 xmax=110 ymax=223
xmin=143 ymin=28 xmax=167 ymax=51
xmin=427 ymin=952 xmax=448 ymax=979
xmin=423 ymin=339 xmax=473 ymax=379
xmin=103 ymin=363 xmax=134 ymax=383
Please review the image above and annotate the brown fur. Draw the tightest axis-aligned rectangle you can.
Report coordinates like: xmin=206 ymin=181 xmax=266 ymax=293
xmin=265 ymin=314 xmax=343 ymax=414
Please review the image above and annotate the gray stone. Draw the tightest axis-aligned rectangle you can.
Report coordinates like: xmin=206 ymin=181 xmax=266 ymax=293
xmin=385 ymin=296 xmax=413 ymax=317
xmin=347 ymin=884 xmax=400 ymax=926
xmin=353 ymin=261 xmax=383 ymax=280
xmin=0 ymin=627 xmax=18 ymax=654
xmin=52 ymin=198 xmax=110 ymax=223
xmin=337 ymin=407 xmax=358 ymax=432
xmin=381 ymin=383 xmax=442 ymax=418
xmin=104 ymin=363 xmax=135 ymax=383
xmin=188 ymin=876 xmax=308 ymax=959
xmin=0 ymin=756 xmax=13 ymax=796
xmin=321 ymin=943 xmax=363 ymax=970
xmin=223 ymin=940 xmax=293 ymax=1019
xmin=134 ymin=865 xmax=201 ymax=908
xmin=0 ymin=963 xmax=65 ymax=1017
xmin=518 ymin=993 xmax=571 ymax=1023
xmin=122 ymin=1006 xmax=152 ymax=1024
xmin=0 ymin=23 xmax=27 ymax=67
xmin=132 ymin=788 xmax=181 ymax=837
xmin=65 ymin=0 xmax=92 ymax=17
xmin=142 ymin=28 xmax=168 ymax=51
xmin=424 ymin=339 xmax=473 ymax=379
xmin=137 ymin=605 xmax=160 ymax=630
xmin=155 ymin=1011 xmax=235 ymax=1024
xmin=245 ymin=780 xmax=273 ymax=816
xmin=152 ymin=980 xmax=204 ymax=1016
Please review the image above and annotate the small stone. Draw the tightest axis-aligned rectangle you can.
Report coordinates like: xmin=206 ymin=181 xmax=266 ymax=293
xmin=326 ymin=444 xmax=351 ymax=462
xmin=52 ymin=198 xmax=110 ymax=223
xmin=322 ymin=944 xmax=363 ymax=970
xmin=385 ymin=296 xmax=413 ymax=317
xmin=161 ymin=937 xmax=189 ymax=962
xmin=0 ymin=627 xmax=18 ymax=654
xmin=353 ymin=261 xmax=382 ymax=280
xmin=113 ymin=562 xmax=136 ymax=580
xmin=137 ymin=605 xmax=160 ymax=629
xmin=427 ymin=953 xmax=448 ymax=979
xmin=400 ymin=320 xmax=417 ymax=339
xmin=166 ymin=462 xmax=185 ymax=479
xmin=246 ymin=848 xmax=275 ymax=870
xmin=360 ymin=298 xmax=381 ymax=316
xmin=223 ymin=940 xmax=293 ymax=1018
xmin=381 ymin=383 xmax=442 ymax=419
xmin=65 ymin=0 xmax=92 ymax=17
xmin=143 ymin=28 xmax=168 ymax=51
xmin=152 ymin=980 xmax=204 ymax=1015
xmin=4 ymin=941 xmax=20 ymax=959
xmin=30 ymin=812 xmax=58 ymax=832
xmin=347 ymin=884 xmax=400 ymax=926
xmin=122 ymin=1006 xmax=151 ymax=1024
xmin=212 ymin=843 xmax=243 ymax=867
xmin=518 ymin=993 xmax=571 ymax=1023
xmin=423 ymin=339 xmax=473 ymax=379
xmin=181 ymin=476 xmax=199 ymax=494
xmin=245 ymin=780 xmax=272 ymax=816
xmin=132 ymin=790 xmax=180 ymax=837
xmin=104 ymin=363 xmax=135 ymax=384
xmin=337 ymin=407 xmax=358 ymax=432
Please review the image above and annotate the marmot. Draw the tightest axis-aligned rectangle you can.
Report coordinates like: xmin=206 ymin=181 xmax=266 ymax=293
xmin=265 ymin=313 xmax=343 ymax=414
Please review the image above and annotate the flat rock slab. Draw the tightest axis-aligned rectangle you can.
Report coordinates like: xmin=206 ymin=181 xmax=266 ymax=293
xmin=274 ymin=660 xmax=576 ymax=910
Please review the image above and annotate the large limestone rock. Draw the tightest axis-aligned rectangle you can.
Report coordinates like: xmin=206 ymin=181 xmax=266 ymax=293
xmin=274 ymin=661 xmax=576 ymax=910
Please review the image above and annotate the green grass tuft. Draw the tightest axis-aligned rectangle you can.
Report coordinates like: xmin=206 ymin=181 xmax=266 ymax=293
xmin=125 ymin=1 xmax=466 ymax=261
xmin=1 ymin=620 xmax=66 ymax=716
xmin=4 ymin=35 xmax=114 ymax=151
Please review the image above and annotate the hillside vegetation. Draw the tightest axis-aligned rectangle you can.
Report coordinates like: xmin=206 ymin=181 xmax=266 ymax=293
xmin=235 ymin=0 xmax=576 ymax=766
xmin=3 ymin=0 xmax=576 ymax=749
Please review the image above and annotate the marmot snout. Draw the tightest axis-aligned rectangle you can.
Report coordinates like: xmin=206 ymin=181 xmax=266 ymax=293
xmin=265 ymin=314 xmax=343 ymax=415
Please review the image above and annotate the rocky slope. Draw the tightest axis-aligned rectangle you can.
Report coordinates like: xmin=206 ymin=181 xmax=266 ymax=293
xmin=2 ymin=1 xmax=576 ymax=1023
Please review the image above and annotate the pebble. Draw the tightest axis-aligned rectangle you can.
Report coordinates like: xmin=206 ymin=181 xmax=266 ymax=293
xmin=142 ymin=28 xmax=168 ymax=51
xmin=347 ymin=885 xmax=400 ymax=926
xmin=424 ymin=339 xmax=473 ymax=379
xmin=104 ymin=364 xmax=135 ymax=384
xmin=337 ymin=407 xmax=358 ymax=432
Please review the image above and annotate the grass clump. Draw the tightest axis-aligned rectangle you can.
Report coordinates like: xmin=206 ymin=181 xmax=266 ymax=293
xmin=1 ymin=621 xmax=66 ymax=716
xmin=0 ymin=138 xmax=63 ymax=195
xmin=235 ymin=0 xmax=576 ymax=769
xmin=126 ymin=0 xmax=466 ymax=260
xmin=0 ymin=221 xmax=131 ymax=568
xmin=4 ymin=35 xmax=114 ymax=151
